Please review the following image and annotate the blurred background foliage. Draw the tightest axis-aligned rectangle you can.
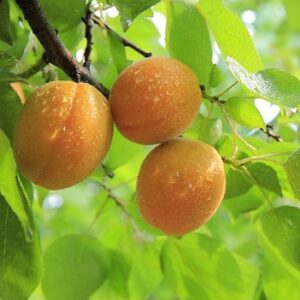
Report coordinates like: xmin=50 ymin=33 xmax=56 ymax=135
xmin=0 ymin=0 xmax=300 ymax=299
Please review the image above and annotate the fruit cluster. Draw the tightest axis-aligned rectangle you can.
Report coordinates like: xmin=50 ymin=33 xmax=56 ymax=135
xmin=13 ymin=57 xmax=225 ymax=236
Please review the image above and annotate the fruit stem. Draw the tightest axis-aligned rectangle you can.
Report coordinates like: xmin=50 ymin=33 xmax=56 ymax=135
xmin=233 ymin=152 xmax=291 ymax=166
xmin=221 ymin=105 xmax=257 ymax=151
xmin=214 ymin=81 xmax=238 ymax=98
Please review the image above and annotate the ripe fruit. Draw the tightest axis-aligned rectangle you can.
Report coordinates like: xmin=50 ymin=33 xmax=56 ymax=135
xmin=110 ymin=57 xmax=202 ymax=145
xmin=10 ymin=82 xmax=26 ymax=104
xmin=137 ymin=138 xmax=226 ymax=236
xmin=13 ymin=81 xmax=113 ymax=190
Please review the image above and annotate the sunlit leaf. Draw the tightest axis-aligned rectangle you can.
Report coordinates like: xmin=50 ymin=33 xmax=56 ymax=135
xmin=224 ymin=97 xmax=265 ymax=129
xmin=283 ymin=0 xmax=300 ymax=31
xmin=185 ymin=114 xmax=222 ymax=145
xmin=107 ymin=30 xmax=130 ymax=73
xmin=166 ymin=1 xmax=212 ymax=85
xmin=225 ymin=168 xmax=252 ymax=199
xmin=0 ymin=83 xmax=22 ymax=140
xmin=257 ymin=206 xmax=300 ymax=279
xmin=227 ymin=58 xmax=300 ymax=108
xmin=0 ymin=195 xmax=42 ymax=300
xmin=162 ymin=234 xmax=259 ymax=300
xmin=0 ymin=130 xmax=32 ymax=239
xmin=0 ymin=0 xmax=12 ymax=45
xmin=105 ymin=127 xmax=143 ymax=171
xmin=42 ymin=234 xmax=110 ymax=300
xmin=198 ymin=0 xmax=263 ymax=72
xmin=247 ymin=163 xmax=282 ymax=196
xmin=224 ymin=188 xmax=263 ymax=219
xmin=110 ymin=0 xmax=160 ymax=30
xmin=128 ymin=242 xmax=162 ymax=299
xmin=39 ymin=0 xmax=86 ymax=32
xmin=285 ymin=149 xmax=300 ymax=199
xmin=208 ymin=64 xmax=223 ymax=88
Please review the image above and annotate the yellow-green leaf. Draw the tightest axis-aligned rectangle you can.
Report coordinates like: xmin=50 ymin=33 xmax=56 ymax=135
xmin=224 ymin=97 xmax=265 ymax=129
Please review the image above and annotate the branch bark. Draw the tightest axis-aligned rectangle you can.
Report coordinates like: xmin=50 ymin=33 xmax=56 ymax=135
xmin=15 ymin=0 xmax=109 ymax=97
xmin=82 ymin=8 xmax=93 ymax=70
xmin=93 ymin=16 xmax=152 ymax=58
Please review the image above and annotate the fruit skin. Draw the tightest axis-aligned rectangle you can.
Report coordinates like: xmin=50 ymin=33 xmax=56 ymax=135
xmin=110 ymin=57 xmax=202 ymax=145
xmin=137 ymin=138 xmax=226 ymax=236
xmin=10 ymin=82 xmax=26 ymax=104
xmin=13 ymin=81 xmax=113 ymax=190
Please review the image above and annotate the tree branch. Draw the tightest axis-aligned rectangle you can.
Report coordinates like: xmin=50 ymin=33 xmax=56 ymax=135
xmin=93 ymin=16 xmax=152 ymax=58
xmin=15 ymin=0 xmax=109 ymax=97
xmin=82 ymin=8 xmax=93 ymax=70
xmin=261 ymin=124 xmax=282 ymax=142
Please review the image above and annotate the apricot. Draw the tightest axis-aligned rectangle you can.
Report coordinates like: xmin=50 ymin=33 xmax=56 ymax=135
xmin=110 ymin=57 xmax=202 ymax=145
xmin=13 ymin=81 xmax=113 ymax=190
xmin=137 ymin=138 xmax=226 ymax=236
xmin=10 ymin=82 xmax=26 ymax=104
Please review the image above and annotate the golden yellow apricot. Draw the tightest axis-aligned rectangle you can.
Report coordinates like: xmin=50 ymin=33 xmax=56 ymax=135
xmin=137 ymin=138 xmax=226 ymax=236
xmin=13 ymin=81 xmax=113 ymax=190
xmin=110 ymin=57 xmax=202 ymax=145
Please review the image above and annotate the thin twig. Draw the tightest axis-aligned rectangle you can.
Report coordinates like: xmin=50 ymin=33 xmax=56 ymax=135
xmin=15 ymin=0 xmax=109 ymax=97
xmin=221 ymin=105 xmax=257 ymax=151
xmin=261 ymin=124 xmax=283 ymax=142
xmin=18 ymin=53 xmax=48 ymax=79
xmin=203 ymin=91 xmax=225 ymax=105
xmin=233 ymin=152 xmax=291 ymax=166
xmin=82 ymin=8 xmax=93 ymax=70
xmin=98 ymin=182 xmax=131 ymax=217
xmin=214 ymin=81 xmax=238 ymax=98
xmin=98 ymin=182 xmax=143 ymax=235
xmin=85 ymin=196 xmax=109 ymax=234
xmin=92 ymin=16 xmax=152 ymax=58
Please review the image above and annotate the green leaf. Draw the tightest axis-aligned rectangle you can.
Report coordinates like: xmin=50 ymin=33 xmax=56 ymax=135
xmin=0 ymin=195 xmax=42 ymax=300
xmin=185 ymin=114 xmax=222 ymax=145
xmin=128 ymin=242 xmax=162 ymax=300
xmin=262 ymin=252 xmax=300 ymax=300
xmin=107 ymin=30 xmax=130 ymax=73
xmin=39 ymin=0 xmax=86 ymax=32
xmin=166 ymin=1 xmax=212 ymax=85
xmin=256 ymin=142 xmax=298 ymax=159
xmin=257 ymin=206 xmax=300 ymax=279
xmin=225 ymin=168 xmax=252 ymax=199
xmin=283 ymin=0 xmax=300 ymax=31
xmin=285 ymin=149 xmax=300 ymax=199
xmin=0 ymin=69 xmax=28 ymax=83
xmin=227 ymin=58 xmax=300 ymax=108
xmin=105 ymin=127 xmax=143 ymax=171
xmin=161 ymin=234 xmax=259 ymax=300
xmin=224 ymin=188 xmax=263 ymax=219
xmin=110 ymin=0 xmax=160 ymax=30
xmin=198 ymin=0 xmax=263 ymax=72
xmin=224 ymin=97 xmax=265 ymax=129
xmin=208 ymin=64 xmax=223 ymax=88
xmin=0 ymin=51 xmax=17 ymax=68
xmin=0 ymin=0 xmax=12 ymax=45
xmin=42 ymin=234 xmax=110 ymax=300
xmin=247 ymin=163 xmax=282 ymax=196
xmin=0 ymin=130 xmax=32 ymax=239
xmin=161 ymin=239 xmax=189 ymax=299
xmin=257 ymin=207 xmax=300 ymax=300
xmin=0 ymin=83 xmax=22 ymax=140
xmin=107 ymin=250 xmax=130 ymax=298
